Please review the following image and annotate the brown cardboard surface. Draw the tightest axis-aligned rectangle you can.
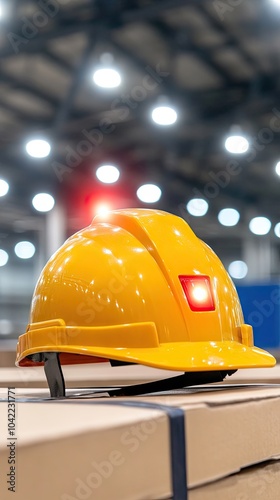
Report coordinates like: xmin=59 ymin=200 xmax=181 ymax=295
xmin=0 ymin=363 xmax=183 ymax=388
xmin=1 ymin=361 xmax=280 ymax=389
xmin=0 ymin=350 xmax=16 ymax=368
xmin=1 ymin=386 xmax=280 ymax=499
xmin=0 ymin=402 xmax=171 ymax=500
xmin=189 ymin=460 xmax=280 ymax=500
xmin=229 ymin=364 xmax=280 ymax=384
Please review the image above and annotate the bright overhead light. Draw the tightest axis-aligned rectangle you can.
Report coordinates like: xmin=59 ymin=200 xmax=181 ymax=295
xmin=275 ymin=161 xmax=280 ymax=176
xmin=151 ymin=106 xmax=177 ymax=126
xmin=0 ymin=3 xmax=7 ymax=20
xmin=32 ymin=193 xmax=55 ymax=212
xmin=218 ymin=208 xmax=240 ymax=227
xmin=0 ymin=179 xmax=9 ymax=197
xmin=225 ymin=135 xmax=249 ymax=154
xmin=0 ymin=3 xmax=11 ymax=21
xmin=228 ymin=260 xmax=248 ymax=280
xmin=274 ymin=223 xmax=280 ymax=238
xmin=96 ymin=165 xmax=120 ymax=184
xmin=14 ymin=241 xmax=36 ymax=259
xmin=249 ymin=216 xmax=271 ymax=235
xmin=0 ymin=249 xmax=9 ymax=267
xmin=26 ymin=139 xmax=51 ymax=158
xmin=186 ymin=198 xmax=209 ymax=217
xmin=93 ymin=68 xmax=121 ymax=88
xmin=137 ymin=184 xmax=162 ymax=203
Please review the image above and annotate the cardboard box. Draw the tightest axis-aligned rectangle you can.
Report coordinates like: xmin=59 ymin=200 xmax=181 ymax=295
xmin=0 ymin=363 xmax=184 ymax=388
xmin=1 ymin=361 xmax=280 ymax=389
xmin=1 ymin=385 xmax=280 ymax=499
xmin=228 ymin=364 xmax=280 ymax=384
xmin=0 ymin=349 xmax=17 ymax=368
xmin=190 ymin=460 xmax=280 ymax=500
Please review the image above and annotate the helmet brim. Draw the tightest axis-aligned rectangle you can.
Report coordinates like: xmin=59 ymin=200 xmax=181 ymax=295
xmin=17 ymin=340 xmax=276 ymax=371
xmin=78 ymin=341 xmax=276 ymax=371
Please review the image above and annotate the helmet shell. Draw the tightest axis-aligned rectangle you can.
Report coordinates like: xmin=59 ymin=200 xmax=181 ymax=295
xmin=16 ymin=209 xmax=275 ymax=371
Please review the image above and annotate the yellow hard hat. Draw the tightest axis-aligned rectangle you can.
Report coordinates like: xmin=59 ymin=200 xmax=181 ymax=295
xmin=16 ymin=209 xmax=275 ymax=396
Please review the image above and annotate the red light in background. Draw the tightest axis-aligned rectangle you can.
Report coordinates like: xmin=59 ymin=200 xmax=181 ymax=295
xmin=179 ymin=275 xmax=215 ymax=311
xmin=94 ymin=202 xmax=112 ymax=216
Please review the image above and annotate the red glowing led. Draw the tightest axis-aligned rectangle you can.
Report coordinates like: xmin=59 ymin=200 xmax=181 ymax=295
xmin=178 ymin=275 xmax=215 ymax=311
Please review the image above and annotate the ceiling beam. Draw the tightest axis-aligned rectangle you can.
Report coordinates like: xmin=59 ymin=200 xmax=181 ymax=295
xmin=0 ymin=72 xmax=59 ymax=108
xmin=51 ymin=34 xmax=98 ymax=135
xmin=0 ymin=1 xmax=194 ymax=59
xmin=198 ymin=4 xmax=261 ymax=73
xmin=0 ymin=97 xmax=46 ymax=124
xmin=44 ymin=49 xmax=75 ymax=74
xmin=151 ymin=18 xmax=232 ymax=85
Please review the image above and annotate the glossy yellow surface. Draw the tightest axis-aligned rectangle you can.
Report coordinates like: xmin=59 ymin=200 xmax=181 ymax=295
xmin=16 ymin=209 xmax=276 ymax=370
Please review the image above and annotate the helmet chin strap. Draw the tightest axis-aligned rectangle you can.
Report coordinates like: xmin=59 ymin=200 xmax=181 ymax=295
xmin=44 ymin=352 xmax=66 ymax=398
xmin=31 ymin=352 xmax=236 ymax=399
xmin=107 ymin=369 xmax=236 ymax=397
xmin=31 ymin=352 xmax=65 ymax=398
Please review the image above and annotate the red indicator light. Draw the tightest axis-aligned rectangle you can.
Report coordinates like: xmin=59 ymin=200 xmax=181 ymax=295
xmin=179 ymin=275 xmax=215 ymax=312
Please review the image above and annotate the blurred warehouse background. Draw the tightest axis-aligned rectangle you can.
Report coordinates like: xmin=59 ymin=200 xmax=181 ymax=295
xmin=1 ymin=0 xmax=280 ymax=349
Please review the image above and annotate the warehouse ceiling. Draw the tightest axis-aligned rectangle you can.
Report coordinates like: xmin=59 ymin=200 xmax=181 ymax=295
xmin=1 ymin=0 xmax=280 ymax=241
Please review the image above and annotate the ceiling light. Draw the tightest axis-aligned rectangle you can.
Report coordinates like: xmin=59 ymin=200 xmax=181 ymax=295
xmin=0 ymin=249 xmax=8 ymax=267
xmin=93 ymin=68 xmax=121 ymax=88
xmin=218 ymin=208 xmax=240 ymax=227
xmin=0 ymin=3 xmax=8 ymax=20
xmin=274 ymin=223 xmax=280 ymax=238
xmin=26 ymin=139 xmax=51 ymax=158
xmin=228 ymin=260 xmax=248 ymax=280
xmin=249 ymin=216 xmax=271 ymax=235
xmin=0 ymin=179 xmax=9 ymax=197
xmin=225 ymin=135 xmax=249 ymax=154
xmin=151 ymin=106 xmax=177 ymax=126
xmin=32 ymin=193 xmax=55 ymax=212
xmin=96 ymin=165 xmax=120 ymax=184
xmin=14 ymin=241 xmax=36 ymax=259
xmin=186 ymin=198 xmax=209 ymax=217
xmin=275 ymin=161 xmax=280 ymax=176
xmin=136 ymin=184 xmax=162 ymax=203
